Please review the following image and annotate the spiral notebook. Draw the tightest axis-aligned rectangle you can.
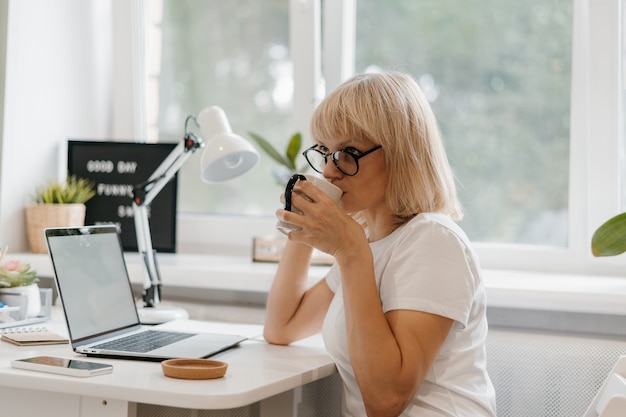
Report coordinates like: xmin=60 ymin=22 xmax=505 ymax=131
xmin=1 ymin=327 xmax=67 ymax=346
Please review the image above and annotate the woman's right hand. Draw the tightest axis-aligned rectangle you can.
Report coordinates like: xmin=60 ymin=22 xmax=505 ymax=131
xmin=277 ymin=180 xmax=366 ymax=259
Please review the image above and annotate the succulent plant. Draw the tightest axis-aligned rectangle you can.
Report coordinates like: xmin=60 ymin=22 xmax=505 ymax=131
xmin=33 ymin=175 xmax=95 ymax=204
xmin=0 ymin=259 xmax=38 ymax=288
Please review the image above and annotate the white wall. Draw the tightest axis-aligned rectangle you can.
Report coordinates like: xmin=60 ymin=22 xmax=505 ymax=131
xmin=0 ymin=0 xmax=133 ymax=251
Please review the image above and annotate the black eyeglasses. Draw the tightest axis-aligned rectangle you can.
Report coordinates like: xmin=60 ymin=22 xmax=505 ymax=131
xmin=303 ymin=144 xmax=382 ymax=176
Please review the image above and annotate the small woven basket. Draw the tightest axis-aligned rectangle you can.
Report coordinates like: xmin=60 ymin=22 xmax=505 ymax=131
xmin=24 ymin=204 xmax=86 ymax=253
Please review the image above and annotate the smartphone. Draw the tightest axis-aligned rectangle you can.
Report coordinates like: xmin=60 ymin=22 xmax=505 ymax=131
xmin=11 ymin=356 xmax=113 ymax=377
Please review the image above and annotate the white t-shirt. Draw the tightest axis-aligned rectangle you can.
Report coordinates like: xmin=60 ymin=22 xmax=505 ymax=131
xmin=322 ymin=212 xmax=497 ymax=416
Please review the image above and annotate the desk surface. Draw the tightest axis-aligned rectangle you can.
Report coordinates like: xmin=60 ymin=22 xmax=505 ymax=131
xmin=0 ymin=309 xmax=336 ymax=410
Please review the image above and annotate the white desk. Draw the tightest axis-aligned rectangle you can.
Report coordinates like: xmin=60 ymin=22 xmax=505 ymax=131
xmin=0 ymin=310 xmax=337 ymax=417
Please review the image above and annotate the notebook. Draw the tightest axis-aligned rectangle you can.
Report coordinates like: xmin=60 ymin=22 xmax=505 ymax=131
xmin=45 ymin=225 xmax=246 ymax=361
xmin=1 ymin=326 xmax=67 ymax=346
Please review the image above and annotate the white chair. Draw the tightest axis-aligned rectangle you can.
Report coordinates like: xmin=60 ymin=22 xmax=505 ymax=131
xmin=583 ymin=355 xmax=626 ymax=417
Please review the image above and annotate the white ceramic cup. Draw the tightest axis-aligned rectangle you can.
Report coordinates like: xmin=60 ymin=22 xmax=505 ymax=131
xmin=276 ymin=173 xmax=342 ymax=235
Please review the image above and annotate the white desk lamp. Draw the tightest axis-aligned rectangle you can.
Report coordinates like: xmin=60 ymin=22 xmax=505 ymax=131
xmin=132 ymin=106 xmax=259 ymax=324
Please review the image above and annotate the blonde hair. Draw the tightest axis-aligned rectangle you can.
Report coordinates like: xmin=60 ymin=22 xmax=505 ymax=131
xmin=310 ymin=71 xmax=463 ymax=221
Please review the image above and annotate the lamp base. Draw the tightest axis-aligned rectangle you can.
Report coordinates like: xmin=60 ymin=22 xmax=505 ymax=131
xmin=137 ymin=303 xmax=190 ymax=325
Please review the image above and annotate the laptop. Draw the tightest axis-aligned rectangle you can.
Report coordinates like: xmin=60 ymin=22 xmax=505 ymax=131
xmin=45 ymin=225 xmax=246 ymax=361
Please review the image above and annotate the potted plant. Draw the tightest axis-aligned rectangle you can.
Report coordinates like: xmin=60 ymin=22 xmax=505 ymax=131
xmin=248 ymin=131 xmax=309 ymax=184
xmin=0 ymin=247 xmax=40 ymax=319
xmin=24 ymin=174 xmax=96 ymax=254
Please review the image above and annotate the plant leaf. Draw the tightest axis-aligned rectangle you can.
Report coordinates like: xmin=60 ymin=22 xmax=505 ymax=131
xmin=591 ymin=212 xmax=626 ymax=256
xmin=248 ymin=132 xmax=292 ymax=168
xmin=285 ymin=132 xmax=302 ymax=171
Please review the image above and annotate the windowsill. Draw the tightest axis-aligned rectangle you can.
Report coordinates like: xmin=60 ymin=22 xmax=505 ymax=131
xmin=10 ymin=251 xmax=626 ymax=317
xmin=482 ymin=269 xmax=626 ymax=316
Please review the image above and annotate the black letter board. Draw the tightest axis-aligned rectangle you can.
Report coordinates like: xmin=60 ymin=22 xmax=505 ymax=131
xmin=68 ymin=140 xmax=178 ymax=252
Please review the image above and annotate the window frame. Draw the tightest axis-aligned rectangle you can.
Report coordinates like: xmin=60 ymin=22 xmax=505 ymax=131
xmin=137 ymin=0 xmax=626 ymax=277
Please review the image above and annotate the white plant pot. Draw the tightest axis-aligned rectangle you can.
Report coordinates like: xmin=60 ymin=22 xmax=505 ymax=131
xmin=0 ymin=284 xmax=41 ymax=319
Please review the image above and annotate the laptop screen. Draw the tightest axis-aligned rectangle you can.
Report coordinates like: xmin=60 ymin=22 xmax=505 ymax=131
xmin=46 ymin=226 xmax=140 ymax=341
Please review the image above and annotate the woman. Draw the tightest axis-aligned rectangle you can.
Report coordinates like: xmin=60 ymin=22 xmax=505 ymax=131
xmin=264 ymin=71 xmax=497 ymax=417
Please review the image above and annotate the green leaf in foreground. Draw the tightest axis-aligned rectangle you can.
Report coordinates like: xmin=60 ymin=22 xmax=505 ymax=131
xmin=591 ymin=212 xmax=626 ymax=256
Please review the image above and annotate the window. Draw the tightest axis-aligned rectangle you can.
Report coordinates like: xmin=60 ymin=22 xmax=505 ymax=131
xmin=623 ymin=0 xmax=626 ymax=207
xmin=145 ymin=0 xmax=295 ymax=216
xmin=137 ymin=0 xmax=626 ymax=275
xmin=355 ymin=0 xmax=571 ymax=246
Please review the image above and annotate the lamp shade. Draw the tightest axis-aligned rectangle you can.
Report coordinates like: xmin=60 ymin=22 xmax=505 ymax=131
xmin=197 ymin=106 xmax=259 ymax=183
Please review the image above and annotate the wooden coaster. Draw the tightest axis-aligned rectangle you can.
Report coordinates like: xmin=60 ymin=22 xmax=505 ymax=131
xmin=161 ymin=359 xmax=228 ymax=380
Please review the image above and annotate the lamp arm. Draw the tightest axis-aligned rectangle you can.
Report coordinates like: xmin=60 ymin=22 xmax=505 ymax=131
xmin=132 ymin=202 xmax=161 ymax=306
xmin=134 ymin=135 xmax=203 ymax=207
xmin=132 ymin=133 xmax=204 ymax=308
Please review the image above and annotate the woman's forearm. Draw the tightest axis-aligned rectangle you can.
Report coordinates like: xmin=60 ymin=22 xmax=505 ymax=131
xmin=263 ymin=240 xmax=315 ymax=344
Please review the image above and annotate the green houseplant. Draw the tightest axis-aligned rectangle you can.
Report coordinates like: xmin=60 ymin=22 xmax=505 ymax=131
xmin=33 ymin=175 xmax=96 ymax=204
xmin=248 ymin=132 xmax=308 ymax=184
xmin=25 ymin=175 xmax=96 ymax=254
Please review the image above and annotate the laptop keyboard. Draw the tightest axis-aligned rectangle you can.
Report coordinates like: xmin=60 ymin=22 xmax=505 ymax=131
xmin=92 ymin=330 xmax=195 ymax=353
